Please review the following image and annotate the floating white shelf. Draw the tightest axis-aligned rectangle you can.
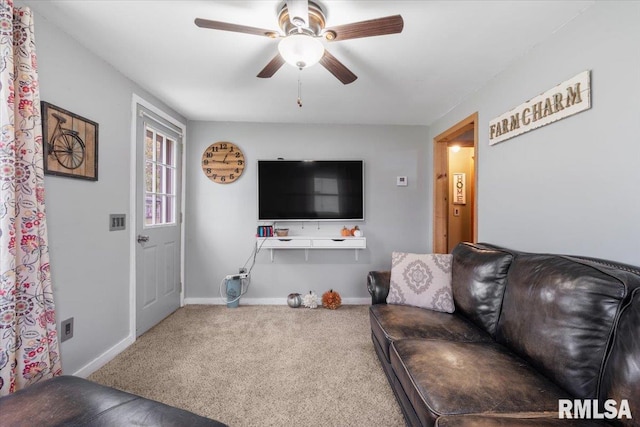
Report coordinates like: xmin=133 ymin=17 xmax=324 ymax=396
xmin=257 ymin=236 xmax=366 ymax=262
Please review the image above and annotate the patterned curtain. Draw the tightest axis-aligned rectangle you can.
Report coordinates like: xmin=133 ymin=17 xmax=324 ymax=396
xmin=0 ymin=1 xmax=62 ymax=396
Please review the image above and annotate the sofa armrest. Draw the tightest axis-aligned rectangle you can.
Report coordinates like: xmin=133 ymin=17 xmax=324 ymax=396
xmin=367 ymin=271 xmax=391 ymax=305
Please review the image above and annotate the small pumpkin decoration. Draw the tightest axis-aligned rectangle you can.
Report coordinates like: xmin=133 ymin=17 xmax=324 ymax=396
xmin=302 ymin=291 xmax=319 ymax=309
xmin=322 ymin=289 xmax=342 ymax=310
xmin=341 ymin=226 xmax=351 ymax=237
xmin=287 ymin=293 xmax=302 ymax=308
xmin=350 ymin=225 xmax=360 ymax=236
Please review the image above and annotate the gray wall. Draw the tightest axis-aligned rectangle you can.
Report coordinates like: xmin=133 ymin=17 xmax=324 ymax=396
xmin=25 ymin=0 xmax=640 ymax=377
xmin=31 ymin=9 xmax=185 ymax=374
xmin=428 ymin=1 xmax=640 ymax=266
xmin=185 ymin=122 xmax=429 ymax=301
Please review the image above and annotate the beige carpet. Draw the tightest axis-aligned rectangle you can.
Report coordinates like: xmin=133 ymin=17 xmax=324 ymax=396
xmin=88 ymin=305 xmax=405 ymax=427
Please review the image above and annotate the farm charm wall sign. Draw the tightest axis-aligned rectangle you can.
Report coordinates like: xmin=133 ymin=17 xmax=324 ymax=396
xmin=41 ymin=102 xmax=99 ymax=180
xmin=489 ymin=70 xmax=591 ymax=145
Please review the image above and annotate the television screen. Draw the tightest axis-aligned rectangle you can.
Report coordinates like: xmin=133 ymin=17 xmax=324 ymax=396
xmin=258 ymin=160 xmax=364 ymax=221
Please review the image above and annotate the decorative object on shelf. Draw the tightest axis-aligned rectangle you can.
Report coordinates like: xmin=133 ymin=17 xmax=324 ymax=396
xmin=257 ymin=225 xmax=274 ymax=237
xmin=353 ymin=226 xmax=362 ymax=237
xmin=302 ymin=291 xmax=319 ymax=308
xmin=341 ymin=226 xmax=351 ymax=237
xmin=201 ymin=141 xmax=245 ymax=184
xmin=41 ymin=101 xmax=99 ymax=181
xmin=322 ymin=289 xmax=342 ymax=310
xmin=275 ymin=228 xmax=289 ymax=237
xmin=350 ymin=225 xmax=361 ymax=236
xmin=287 ymin=293 xmax=302 ymax=308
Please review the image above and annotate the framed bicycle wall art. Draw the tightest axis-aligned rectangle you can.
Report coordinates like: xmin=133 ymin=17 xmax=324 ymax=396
xmin=41 ymin=102 xmax=98 ymax=181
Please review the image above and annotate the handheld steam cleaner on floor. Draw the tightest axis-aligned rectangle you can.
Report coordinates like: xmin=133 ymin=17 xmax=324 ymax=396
xmin=221 ymin=273 xmax=248 ymax=308
xmin=219 ymin=238 xmax=266 ymax=308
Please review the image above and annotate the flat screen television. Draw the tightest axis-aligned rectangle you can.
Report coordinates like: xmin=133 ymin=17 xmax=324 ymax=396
xmin=257 ymin=160 xmax=364 ymax=221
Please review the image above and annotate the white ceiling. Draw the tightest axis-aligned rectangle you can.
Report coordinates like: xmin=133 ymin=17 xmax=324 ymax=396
xmin=24 ymin=0 xmax=594 ymax=126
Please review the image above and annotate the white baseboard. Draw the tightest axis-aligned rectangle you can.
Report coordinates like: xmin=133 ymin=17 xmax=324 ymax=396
xmin=72 ymin=333 xmax=135 ymax=378
xmin=184 ymin=297 xmax=370 ymax=305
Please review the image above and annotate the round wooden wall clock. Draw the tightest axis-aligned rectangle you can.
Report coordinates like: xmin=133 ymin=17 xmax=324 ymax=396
xmin=201 ymin=141 xmax=245 ymax=184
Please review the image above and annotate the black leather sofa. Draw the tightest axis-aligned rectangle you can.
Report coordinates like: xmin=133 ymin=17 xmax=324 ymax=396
xmin=0 ymin=375 xmax=226 ymax=426
xmin=367 ymin=242 xmax=640 ymax=427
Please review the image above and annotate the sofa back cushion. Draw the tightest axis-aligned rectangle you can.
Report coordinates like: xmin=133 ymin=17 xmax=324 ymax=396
xmin=495 ymin=254 xmax=628 ymax=399
xmin=451 ymin=243 xmax=513 ymax=337
xmin=599 ymin=287 xmax=640 ymax=427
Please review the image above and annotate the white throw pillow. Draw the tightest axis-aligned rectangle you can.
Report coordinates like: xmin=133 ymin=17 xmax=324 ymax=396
xmin=387 ymin=252 xmax=455 ymax=313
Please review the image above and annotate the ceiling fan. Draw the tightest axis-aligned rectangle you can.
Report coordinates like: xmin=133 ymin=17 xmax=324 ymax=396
xmin=195 ymin=0 xmax=404 ymax=85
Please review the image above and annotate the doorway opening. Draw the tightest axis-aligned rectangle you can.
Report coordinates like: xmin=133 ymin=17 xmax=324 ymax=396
xmin=433 ymin=112 xmax=478 ymax=253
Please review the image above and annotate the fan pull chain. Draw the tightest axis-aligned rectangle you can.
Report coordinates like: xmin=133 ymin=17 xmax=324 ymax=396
xmin=297 ymin=69 xmax=303 ymax=108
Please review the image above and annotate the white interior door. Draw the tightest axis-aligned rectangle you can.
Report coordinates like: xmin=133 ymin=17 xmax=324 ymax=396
xmin=135 ymin=105 xmax=182 ymax=337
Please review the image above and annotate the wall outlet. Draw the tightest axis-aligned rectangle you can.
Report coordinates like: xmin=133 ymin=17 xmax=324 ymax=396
xmin=61 ymin=317 xmax=74 ymax=342
xmin=239 ymin=268 xmax=247 ymax=274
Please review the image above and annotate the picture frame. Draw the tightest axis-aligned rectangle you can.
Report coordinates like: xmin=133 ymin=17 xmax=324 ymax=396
xmin=41 ymin=101 xmax=98 ymax=181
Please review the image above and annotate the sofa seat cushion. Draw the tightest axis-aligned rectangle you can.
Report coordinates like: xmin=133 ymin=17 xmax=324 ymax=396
xmin=390 ymin=339 xmax=570 ymax=427
xmin=370 ymin=304 xmax=491 ymax=362
xmin=0 ymin=375 xmax=226 ymax=426
xmin=435 ymin=414 xmax=605 ymax=427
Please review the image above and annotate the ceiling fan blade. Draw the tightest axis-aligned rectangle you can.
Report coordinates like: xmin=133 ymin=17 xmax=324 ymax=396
xmin=195 ymin=18 xmax=278 ymax=38
xmin=286 ymin=0 xmax=309 ymax=28
xmin=319 ymin=50 xmax=357 ymax=85
xmin=324 ymin=15 xmax=404 ymax=42
xmin=257 ymin=54 xmax=286 ymax=78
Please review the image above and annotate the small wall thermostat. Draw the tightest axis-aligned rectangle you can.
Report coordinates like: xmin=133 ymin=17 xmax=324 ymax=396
xmin=397 ymin=176 xmax=408 ymax=187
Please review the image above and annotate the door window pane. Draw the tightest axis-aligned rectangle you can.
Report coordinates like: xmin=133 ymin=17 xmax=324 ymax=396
xmin=166 ymin=196 xmax=175 ymax=223
xmin=145 ymin=162 xmax=153 ymax=192
xmin=144 ymin=127 xmax=177 ymax=227
xmin=165 ymin=139 xmax=174 ymax=165
xmin=145 ymin=195 xmax=154 ymax=226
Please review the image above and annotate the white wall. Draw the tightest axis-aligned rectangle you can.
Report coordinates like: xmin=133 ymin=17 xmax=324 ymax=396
xmin=185 ymin=122 xmax=429 ymax=302
xmin=428 ymin=1 xmax=640 ymax=266
xmin=31 ymin=9 xmax=185 ymax=374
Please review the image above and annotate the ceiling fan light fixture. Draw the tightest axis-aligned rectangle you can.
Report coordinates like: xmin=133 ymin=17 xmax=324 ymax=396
xmin=278 ymin=34 xmax=324 ymax=69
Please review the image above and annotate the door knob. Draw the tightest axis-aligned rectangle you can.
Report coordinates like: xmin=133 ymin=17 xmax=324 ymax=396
xmin=137 ymin=234 xmax=150 ymax=243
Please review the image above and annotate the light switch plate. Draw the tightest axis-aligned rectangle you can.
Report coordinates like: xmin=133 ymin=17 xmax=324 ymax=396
xmin=61 ymin=317 xmax=74 ymax=342
xmin=109 ymin=214 xmax=126 ymax=231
